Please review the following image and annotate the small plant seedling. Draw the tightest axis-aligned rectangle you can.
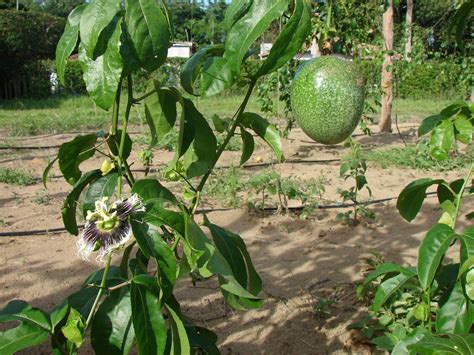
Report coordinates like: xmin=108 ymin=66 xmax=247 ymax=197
xmin=312 ymin=296 xmax=336 ymax=318
xmin=336 ymin=140 xmax=374 ymax=225
xmin=0 ymin=167 xmax=36 ymax=186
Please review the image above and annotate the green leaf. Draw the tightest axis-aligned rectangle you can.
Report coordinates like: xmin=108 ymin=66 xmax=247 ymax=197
xmin=144 ymin=83 xmax=179 ymax=148
xmin=61 ymin=308 xmax=84 ymax=348
xmin=42 ymin=157 xmax=58 ymax=188
xmin=82 ymin=172 xmax=117 ymax=218
xmin=180 ymin=45 xmax=234 ymax=96
xmin=206 ymin=221 xmax=263 ymax=310
xmin=430 ymin=119 xmax=455 ymax=160
xmin=56 ymin=5 xmax=87 ymax=85
xmin=408 ymin=333 xmax=474 ymax=354
xmin=241 ymin=112 xmax=284 ymax=162
xmin=459 ymin=228 xmax=474 ymax=280
xmin=50 ymin=302 xmax=69 ymax=331
xmin=437 ymin=179 xmax=465 ymax=205
xmin=450 ymin=0 xmax=474 ymax=49
xmin=0 ymin=322 xmax=49 ymax=355
xmin=0 ymin=300 xmax=51 ymax=332
xmin=392 ymin=327 xmax=429 ymax=355
xmin=79 ymin=0 xmax=121 ymax=58
xmin=224 ymin=0 xmax=252 ymax=31
xmin=359 ymin=263 xmax=413 ymax=295
xmin=131 ymin=223 xmax=177 ymax=305
xmin=107 ymin=130 xmax=133 ymax=160
xmin=185 ymin=324 xmax=219 ymax=355
xmin=453 ymin=115 xmax=473 ymax=144
xmin=125 ymin=0 xmax=170 ymax=72
xmin=224 ymin=0 xmax=289 ymax=77
xmin=372 ymin=271 xmax=416 ymax=311
xmin=130 ymin=283 xmax=167 ymax=355
xmin=58 ymin=134 xmax=98 ymax=185
xmin=240 ymin=128 xmax=255 ymax=166
xmin=436 ymin=282 xmax=473 ymax=334
xmin=182 ymin=99 xmax=217 ymax=178
xmin=418 ymin=224 xmax=456 ymax=290
xmin=397 ymin=178 xmax=445 ymax=222
xmin=164 ymin=297 xmax=191 ymax=355
xmin=418 ymin=115 xmax=444 ymax=137
xmin=79 ymin=16 xmax=123 ymax=111
xmin=256 ymin=0 xmax=311 ymax=77
xmin=91 ymin=287 xmax=135 ymax=355
xmin=62 ymin=170 xmax=102 ymax=235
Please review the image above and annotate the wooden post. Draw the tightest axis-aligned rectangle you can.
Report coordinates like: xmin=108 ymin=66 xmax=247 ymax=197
xmin=379 ymin=0 xmax=394 ymax=133
xmin=405 ymin=0 xmax=413 ymax=61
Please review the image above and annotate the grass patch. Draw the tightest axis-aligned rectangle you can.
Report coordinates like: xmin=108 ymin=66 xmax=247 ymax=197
xmin=0 ymin=93 xmax=263 ymax=136
xmin=0 ymin=167 xmax=36 ymax=185
xmin=366 ymin=144 xmax=474 ymax=171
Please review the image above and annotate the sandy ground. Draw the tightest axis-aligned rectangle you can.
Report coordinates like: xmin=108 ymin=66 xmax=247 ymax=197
xmin=0 ymin=124 xmax=472 ymax=354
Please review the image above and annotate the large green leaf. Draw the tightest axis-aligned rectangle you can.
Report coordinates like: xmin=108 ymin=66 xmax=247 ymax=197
xmin=125 ymin=0 xmax=170 ymax=72
xmin=240 ymin=128 xmax=255 ymax=166
xmin=130 ymin=283 xmax=167 ymax=355
xmin=418 ymin=224 xmax=456 ymax=290
xmin=182 ymin=99 xmax=217 ymax=178
xmin=460 ymin=228 xmax=474 ymax=267
xmin=450 ymin=0 xmax=474 ymax=49
xmin=80 ymin=0 xmax=121 ymax=58
xmin=430 ymin=119 xmax=455 ymax=160
xmin=418 ymin=114 xmax=444 ymax=137
xmin=144 ymin=83 xmax=179 ymax=147
xmin=224 ymin=0 xmax=289 ymax=77
xmin=199 ymin=56 xmax=235 ymax=96
xmin=436 ymin=282 xmax=473 ymax=334
xmin=240 ymin=112 xmax=284 ymax=161
xmin=359 ymin=263 xmax=413 ymax=295
xmin=164 ymin=297 xmax=191 ymax=355
xmin=91 ymin=287 xmax=135 ymax=355
xmin=0 ymin=300 xmax=51 ymax=332
xmin=56 ymin=5 xmax=87 ymax=85
xmin=62 ymin=170 xmax=102 ymax=235
xmin=256 ymin=0 xmax=311 ymax=77
xmin=397 ymin=178 xmax=445 ymax=222
xmin=372 ymin=271 xmax=416 ymax=311
xmin=82 ymin=172 xmax=117 ymax=218
xmin=453 ymin=115 xmax=473 ymax=144
xmin=392 ymin=328 xmax=430 ymax=355
xmin=184 ymin=217 xmax=263 ymax=305
xmin=408 ymin=333 xmax=474 ymax=354
xmin=0 ymin=322 xmax=49 ymax=355
xmin=58 ymin=134 xmax=98 ymax=185
xmin=206 ymin=222 xmax=263 ymax=310
xmin=131 ymin=223 xmax=177 ymax=305
xmin=224 ymin=0 xmax=252 ymax=31
xmin=79 ymin=17 xmax=123 ymax=111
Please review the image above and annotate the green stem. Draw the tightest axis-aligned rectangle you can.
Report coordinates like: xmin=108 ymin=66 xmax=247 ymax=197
xmin=111 ymin=83 xmax=122 ymax=136
xmin=452 ymin=163 xmax=473 ymax=230
xmin=84 ymin=254 xmax=112 ymax=331
xmin=117 ymin=76 xmax=134 ymax=196
xmin=194 ymin=79 xmax=257 ymax=199
xmin=133 ymin=88 xmax=157 ymax=103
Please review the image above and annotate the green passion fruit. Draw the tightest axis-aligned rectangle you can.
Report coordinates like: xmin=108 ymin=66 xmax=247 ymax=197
xmin=290 ymin=56 xmax=365 ymax=145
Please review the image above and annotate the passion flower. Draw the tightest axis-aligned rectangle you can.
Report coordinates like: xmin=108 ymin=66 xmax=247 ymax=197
xmin=77 ymin=194 xmax=144 ymax=262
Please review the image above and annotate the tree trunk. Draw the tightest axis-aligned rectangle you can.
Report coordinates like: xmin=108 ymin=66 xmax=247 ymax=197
xmin=405 ymin=0 xmax=413 ymax=61
xmin=379 ymin=0 xmax=394 ymax=133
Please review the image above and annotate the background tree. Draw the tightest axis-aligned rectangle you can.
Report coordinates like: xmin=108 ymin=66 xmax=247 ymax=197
xmin=379 ymin=0 xmax=394 ymax=133
xmin=405 ymin=0 xmax=413 ymax=61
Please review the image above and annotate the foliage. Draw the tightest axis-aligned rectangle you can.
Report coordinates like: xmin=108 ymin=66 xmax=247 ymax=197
xmin=60 ymin=59 xmax=86 ymax=95
xmin=366 ymin=142 xmax=474 ymax=172
xmin=0 ymin=167 xmax=36 ymax=186
xmin=356 ymin=100 xmax=473 ymax=352
xmin=0 ymin=1 xmax=313 ymax=354
xmin=336 ymin=140 xmax=374 ymax=225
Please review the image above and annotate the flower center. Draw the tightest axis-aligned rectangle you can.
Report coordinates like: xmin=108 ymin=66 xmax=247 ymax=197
xmin=96 ymin=215 xmax=119 ymax=232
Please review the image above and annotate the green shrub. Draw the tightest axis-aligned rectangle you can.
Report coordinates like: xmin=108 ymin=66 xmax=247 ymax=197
xmin=60 ymin=60 xmax=86 ymax=95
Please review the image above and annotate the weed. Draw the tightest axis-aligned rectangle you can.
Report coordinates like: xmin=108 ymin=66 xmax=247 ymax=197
xmin=32 ymin=189 xmax=52 ymax=205
xmin=0 ymin=167 xmax=36 ymax=186
xmin=312 ymin=296 xmax=336 ymax=318
xmin=366 ymin=140 xmax=474 ymax=171
xmin=205 ymin=166 xmax=245 ymax=208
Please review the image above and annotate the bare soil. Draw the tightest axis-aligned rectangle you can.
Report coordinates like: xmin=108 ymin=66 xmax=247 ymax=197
xmin=1 ymin=124 xmax=472 ymax=354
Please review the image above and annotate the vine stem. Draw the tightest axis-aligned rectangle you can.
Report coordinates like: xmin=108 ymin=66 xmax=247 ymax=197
xmin=452 ymin=163 xmax=473 ymax=231
xmin=84 ymin=254 xmax=112 ymax=331
xmin=192 ymin=79 xmax=257 ymax=207
xmin=117 ymin=76 xmax=135 ymax=196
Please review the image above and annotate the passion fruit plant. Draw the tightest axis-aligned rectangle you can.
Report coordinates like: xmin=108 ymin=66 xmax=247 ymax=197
xmin=356 ymin=102 xmax=474 ymax=352
xmin=0 ymin=1 xmax=312 ymax=353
